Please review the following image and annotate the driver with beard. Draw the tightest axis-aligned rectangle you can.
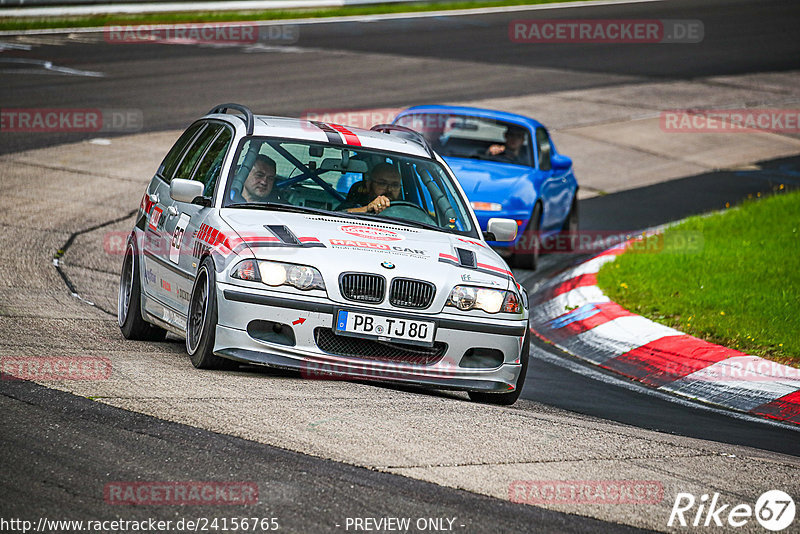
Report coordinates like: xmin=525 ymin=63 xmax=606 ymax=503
xmin=338 ymin=162 xmax=402 ymax=214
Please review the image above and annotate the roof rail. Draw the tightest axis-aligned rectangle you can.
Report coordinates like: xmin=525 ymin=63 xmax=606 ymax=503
xmin=370 ymin=124 xmax=436 ymax=158
xmin=207 ymin=103 xmax=255 ymax=135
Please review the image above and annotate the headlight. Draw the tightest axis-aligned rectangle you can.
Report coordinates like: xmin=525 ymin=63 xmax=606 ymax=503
xmin=231 ymin=259 xmax=325 ymax=291
xmin=259 ymin=262 xmax=287 ymax=286
xmin=447 ymin=285 xmax=522 ymax=314
xmin=230 ymin=259 xmax=260 ymax=282
xmin=286 ymin=265 xmax=319 ymax=290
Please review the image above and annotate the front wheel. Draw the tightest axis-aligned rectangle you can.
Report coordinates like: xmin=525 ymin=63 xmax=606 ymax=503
xmin=118 ymin=240 xmax=166 ymax=341
xmin=186 ymin=257 xmax=236 ymax=370
xmin=468 ymin=325 xmax=530 ymax=406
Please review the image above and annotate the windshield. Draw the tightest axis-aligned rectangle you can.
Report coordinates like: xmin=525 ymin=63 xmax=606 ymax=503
xmin=222 ymin=137 xmax=478 ymax=237
xmin=395 ymin=113 xmax=533 ymax=167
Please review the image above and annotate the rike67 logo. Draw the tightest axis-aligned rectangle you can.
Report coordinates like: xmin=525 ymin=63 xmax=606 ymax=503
xmin=668 ymin=490 xmax=795 ymax=531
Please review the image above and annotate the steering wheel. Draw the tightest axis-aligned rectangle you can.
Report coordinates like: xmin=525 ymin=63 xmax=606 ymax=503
xmin=379 ymin=201 xmax=436 ymax=225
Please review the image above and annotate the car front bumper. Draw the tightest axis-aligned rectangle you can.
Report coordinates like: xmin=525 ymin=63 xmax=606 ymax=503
xmin=213 ymin=282 xmax=528 ymax=393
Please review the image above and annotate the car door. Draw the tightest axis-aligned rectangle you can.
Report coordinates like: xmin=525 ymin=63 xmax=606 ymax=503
xmin=540 ymin=128 xmax=572 ymax=229
xmin=535 ymin=127 xmax=565 ymax=231
xmin=148 ymin=121 xmax=221 ymax=311
xmin=160 ymin=122 xmax=231 ymax=315
xmin=141 ymin=121 xmax=205 ymax=304
xmin=172 ymin=123 xmax=234 ymax=314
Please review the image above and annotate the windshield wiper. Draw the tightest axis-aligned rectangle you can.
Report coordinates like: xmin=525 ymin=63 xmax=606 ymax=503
xmin=225 ymin=202 xmax=332 ymax=216
xmin=226 ymin=203 xmax=458 ymax=234
xmin=345 ymin=212 xmax=444 ymax=233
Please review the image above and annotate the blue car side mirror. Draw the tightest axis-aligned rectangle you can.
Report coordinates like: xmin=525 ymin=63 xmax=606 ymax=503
xmin=551 ymin=153 xmax=572 ymax=171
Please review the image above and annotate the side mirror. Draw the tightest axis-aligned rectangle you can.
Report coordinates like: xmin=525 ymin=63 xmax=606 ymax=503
xmin=170 ymin=179 xmax=205 ymax=204
xmin=486 ymin=218 xmax=518 ymax=242
xmin=551 ymin=153 xmax=572 ymax=171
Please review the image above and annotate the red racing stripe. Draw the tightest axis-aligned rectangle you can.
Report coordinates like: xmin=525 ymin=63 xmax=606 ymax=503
xmin=552 ymin=273 xmax=598 ymax=297
xmin=601 ymin=335 xmax=741 ymax=387
xmin=749 ymin=390 xmax=800 ymax=425
xmin=298 ymin=237 xmax=321 ymax=243
xmin=328 ymin=124 xmax=362 ymax=146
xmin=476 ymin=262 xmax=513 ymax=276
xmin=240 ymin=235 xmax=279 ymax=242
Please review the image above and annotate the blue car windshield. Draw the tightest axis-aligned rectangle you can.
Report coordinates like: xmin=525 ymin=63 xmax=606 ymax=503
xmin=396 ymin=113 xmax=533 ymax=167
xmin=222 ymin=137 xmax=479 ymax=238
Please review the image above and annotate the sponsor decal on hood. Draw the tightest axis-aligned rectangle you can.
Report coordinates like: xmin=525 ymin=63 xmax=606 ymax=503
xmin=328 ymin=239 xmax=428 ymax=258
xmin=340 ymin=225 xmax=404 ymax=242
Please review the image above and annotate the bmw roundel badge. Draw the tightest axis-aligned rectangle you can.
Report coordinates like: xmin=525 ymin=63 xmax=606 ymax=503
xmin=381 ymin=261 xmax=395 ymax=269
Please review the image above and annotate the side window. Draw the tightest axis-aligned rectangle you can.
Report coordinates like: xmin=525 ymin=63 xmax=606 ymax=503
xmin=173 ymin=123 xmax=222 ymax=182
xmin=192 ymin=126 xmax=233 ymax=197
xmin=536 ymin=128 xmax=552 ymax=171
xmin=158 ymin=122 xmax=204 ymax=182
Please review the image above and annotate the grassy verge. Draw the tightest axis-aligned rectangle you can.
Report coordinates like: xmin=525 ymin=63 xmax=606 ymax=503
xmin=596 ymin=187 xmax=800 ymax=366
xmin=1 ymin=0 xmax=584 ymax=32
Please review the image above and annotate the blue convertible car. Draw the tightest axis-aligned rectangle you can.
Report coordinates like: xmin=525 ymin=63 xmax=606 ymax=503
xmin=393 ymin=106 xmax=578 ymax=270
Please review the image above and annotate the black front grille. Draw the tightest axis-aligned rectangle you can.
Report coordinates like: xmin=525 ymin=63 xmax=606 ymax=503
xmin=389 ymin=278 xmax=436 ymax=309
xmin=339 ymin=273 xmax=385 ymax=303
xmin=314 ymin=328 xmax=446 ymax=365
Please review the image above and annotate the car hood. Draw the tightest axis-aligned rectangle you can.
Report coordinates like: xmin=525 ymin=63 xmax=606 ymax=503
xmin=219 ymin=209 xmax=515 ymax=299
xmin=444 ymin=157 xmax=534 ymax=204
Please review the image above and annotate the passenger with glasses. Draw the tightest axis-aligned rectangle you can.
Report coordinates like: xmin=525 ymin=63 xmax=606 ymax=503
xmin=338 ymin=162 xmax=402 ymax=214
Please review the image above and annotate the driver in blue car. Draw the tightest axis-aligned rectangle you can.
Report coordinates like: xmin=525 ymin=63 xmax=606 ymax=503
xmin=486 ymin=124 xmax=527 ymax=164
xmin=338 ymin=162 xmax=402 ymax=214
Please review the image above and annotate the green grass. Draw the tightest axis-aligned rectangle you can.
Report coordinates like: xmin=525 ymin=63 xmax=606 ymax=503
xmin=0 ymin=0 xmax=585 ymax=32
xmin=596 ymin=187 xmax=800 ymax=365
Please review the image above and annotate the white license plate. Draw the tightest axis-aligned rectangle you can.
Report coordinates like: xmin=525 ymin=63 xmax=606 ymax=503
xmin=335 ymin=310 xmax=436 ymax=346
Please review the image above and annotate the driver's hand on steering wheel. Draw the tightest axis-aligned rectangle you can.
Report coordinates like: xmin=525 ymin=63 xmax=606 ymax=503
xmin=487 ymin=144 xmax=506 ymax=156
xmin=367 ymin=195 xmax=391 ymax=214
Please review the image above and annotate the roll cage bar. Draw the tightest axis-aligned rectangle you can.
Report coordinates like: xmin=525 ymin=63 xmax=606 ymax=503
xmin=371 ymin=124 xmax=436 ymax=159
xmin=208 ymin=103 xmax=255 ymax=136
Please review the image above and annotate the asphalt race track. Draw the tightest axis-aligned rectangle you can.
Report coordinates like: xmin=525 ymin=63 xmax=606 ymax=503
xmin=2 ymin=0 xmax=799 ymax=155
xmin=1 ymin=0 xmax=800 ymax=532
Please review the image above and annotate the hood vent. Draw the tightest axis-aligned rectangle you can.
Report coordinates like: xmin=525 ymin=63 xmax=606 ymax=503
xmin=265 ymin=225 xmax=300 ymax=245
xmin=455 ymin=247 xmax=477 ymax=268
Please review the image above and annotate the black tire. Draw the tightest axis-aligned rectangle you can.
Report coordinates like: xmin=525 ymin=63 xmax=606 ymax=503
xmin=512 ymin=202 xmax=542 ymax=270
xmin=186 ymin=257 xmax=236 ymax=370
xmin=559 ymin=195 xmax=579 ymax=252
xmin=468 ymin=325 xmax=530 ymax=406
xmin=118 ymin=240 xmax=167 ymax=341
